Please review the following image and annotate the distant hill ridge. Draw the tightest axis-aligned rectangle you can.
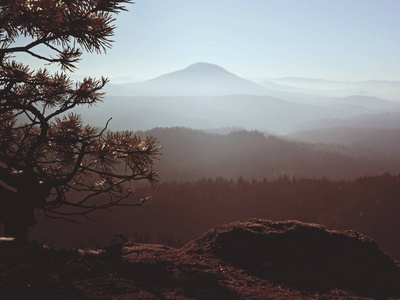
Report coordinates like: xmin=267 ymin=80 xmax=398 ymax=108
xmin=133 ymin=127 xmax=400 ymax=181
xmin=104 ymin=62 xmax=400 ymax=100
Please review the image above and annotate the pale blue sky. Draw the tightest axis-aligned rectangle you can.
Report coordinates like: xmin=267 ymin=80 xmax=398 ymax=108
xmin=29 ymin=0 xmax=400 ymax=82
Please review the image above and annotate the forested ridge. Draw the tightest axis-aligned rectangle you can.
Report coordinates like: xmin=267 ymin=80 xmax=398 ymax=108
xmin=30 ymin=173 xmax=400 ymax=259
xmin=134 ymin=127 xmax=400 ymax=181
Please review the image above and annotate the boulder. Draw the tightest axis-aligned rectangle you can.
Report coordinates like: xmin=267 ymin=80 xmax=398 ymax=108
xmin=183 ymin=219 xmax=400 ymax=298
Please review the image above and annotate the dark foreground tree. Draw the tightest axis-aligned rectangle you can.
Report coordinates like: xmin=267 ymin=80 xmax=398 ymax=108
xmin=0 ymin=0 xmax=160 ymax=239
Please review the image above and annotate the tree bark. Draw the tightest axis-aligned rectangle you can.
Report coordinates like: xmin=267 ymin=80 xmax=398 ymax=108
xmin=2 ymin=199 xmax=36 ymax=240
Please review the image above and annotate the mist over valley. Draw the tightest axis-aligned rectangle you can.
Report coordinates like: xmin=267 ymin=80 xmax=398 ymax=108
xmin=80 ymin=62 xmax=400 ymax=136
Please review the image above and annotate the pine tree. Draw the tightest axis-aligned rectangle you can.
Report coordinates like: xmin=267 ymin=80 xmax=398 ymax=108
xmin=0 ymin=0 xmax=160 ymax=239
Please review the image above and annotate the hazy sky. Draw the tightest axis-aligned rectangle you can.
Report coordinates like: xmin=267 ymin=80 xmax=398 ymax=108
xmin=28 ymin=0 xmax=400 ymax=82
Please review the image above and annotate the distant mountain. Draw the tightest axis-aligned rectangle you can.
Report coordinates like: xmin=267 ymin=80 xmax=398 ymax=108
xmin=117 ymin=62 xmax=269 ymax=96
xmin=256 ymin=83 xmax=400 ymax=111
xmin=103 ymin=62 xmax=400 ymax=105
xmin=260 ymin=80 xmax=324 ymax=95
xmin=94 ymin=63 xmax=400 ymax=134
xmin=296 ymin=112 xmax=400 ymax=132
xmin=269 ymin=77 xmax=400 ymax=101
xmin=75 ymin=92 xmax=400 ymax=135
xmin=328 ymin=95 xmax=400 ymax=110
xmin=76 ymin=95 xmax=365 ymax=134
xmin=272 ymin=77 xmax=344 ymax=86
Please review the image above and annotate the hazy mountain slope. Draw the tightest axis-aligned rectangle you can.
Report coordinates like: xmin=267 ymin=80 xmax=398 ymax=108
xmin=99 ymin=63 xmax=400 ymax=125
xmin=297 ymin=112 xmax=400 ymax=132
xmin=104 ymin=63 xmax=400 ymax=101
xmin=99 ymin=63 xmax=400 ymax=130
xmin=250 ymin=91 xmax=400 ymax=113
xmin=133 ymin=127 xmax=400 ymax=181
xmin=76 ymin=94 xmax=373 ymax=134
xmin=328 ymin=95 xmax=400 ymax=110
xmin=290 ymin=127 xmax=400 ymax=158
xmin=269 ymin=77 xmax=400 ymax=100
xmin=120 ymin=62 xmax=269 ymax=96
xmin=260 ymin=80 xmax=330 ymax=95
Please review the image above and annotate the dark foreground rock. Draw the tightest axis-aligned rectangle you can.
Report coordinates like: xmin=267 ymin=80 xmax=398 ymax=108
xmin=183 ymin=219 xmax=400 ymax=298
xmin=1 ymin=219 xmax=400 ymax=299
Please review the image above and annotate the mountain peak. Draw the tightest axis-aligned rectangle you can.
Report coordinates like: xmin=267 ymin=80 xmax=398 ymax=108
xmin=183 ymin=62 xmax=229 ymax=73
xmin=123 ymin=62 xmax=268 ymax=96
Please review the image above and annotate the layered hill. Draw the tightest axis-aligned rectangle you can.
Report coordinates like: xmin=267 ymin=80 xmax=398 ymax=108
xmin=134 ymin=127 xmax=400 ymax=181
xmin=291 ymin=127 xmax=400 ymax=158
xmin=296 ymin=112 xmax=400 ymax=132
xmin=76 ymin=94 xmax=400 ymax=135
xmin=97 ymin=63 xmax=400 ymax=134
xmin=265 ymin=77 xmax=400 ymax=101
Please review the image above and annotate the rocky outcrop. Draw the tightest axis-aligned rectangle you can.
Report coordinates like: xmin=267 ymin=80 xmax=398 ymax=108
xmin=2 ymin=220 xmax=400 ymax=299
xmin=183 ymin=219 xmax=400 ymax=298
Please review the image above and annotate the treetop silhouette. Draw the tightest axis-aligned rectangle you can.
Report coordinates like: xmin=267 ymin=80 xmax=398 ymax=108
xmin=0 ymin=0 xmax=160 ymax=239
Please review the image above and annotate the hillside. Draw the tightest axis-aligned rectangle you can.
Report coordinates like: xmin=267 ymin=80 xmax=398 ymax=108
xmin=290 ymin=127 xmax=400 ymax=158
xmin=75 ymin=94 xmax=400 ymax=136
xmin=2 ymin=220 xmax=400 ymax=299
xmin=268 ymin=78 xmax=400 ymax=101
xmin=77 ymin=94 xmax=360 ymax=134
xmin=297 ymin=112 xmax=400 ymax=132
xmin=134 ymin=128 xmax=400 ymax=181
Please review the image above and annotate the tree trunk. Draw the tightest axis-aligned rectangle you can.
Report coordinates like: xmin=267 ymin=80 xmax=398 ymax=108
xmin=3 ymin=201 xmax=36 ymax=240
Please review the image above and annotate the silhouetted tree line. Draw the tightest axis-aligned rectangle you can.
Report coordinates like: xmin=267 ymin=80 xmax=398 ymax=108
xmin=27 ymin=173 xmax=400 ymax=259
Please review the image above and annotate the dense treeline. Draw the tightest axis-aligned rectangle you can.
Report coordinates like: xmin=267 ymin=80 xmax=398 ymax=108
xmin=29 ymin=173 xmax=400 ymax=259
xmin=135 ymin=127 xmax=400 ymax=181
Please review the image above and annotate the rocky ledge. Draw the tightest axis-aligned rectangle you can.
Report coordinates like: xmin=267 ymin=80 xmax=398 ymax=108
xmin=0 ymin=219 xmax=399 ymax=299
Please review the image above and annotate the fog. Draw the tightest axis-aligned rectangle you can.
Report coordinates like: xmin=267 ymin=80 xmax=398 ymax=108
xmin=74 ymin=62 xmax=400 ymax=136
